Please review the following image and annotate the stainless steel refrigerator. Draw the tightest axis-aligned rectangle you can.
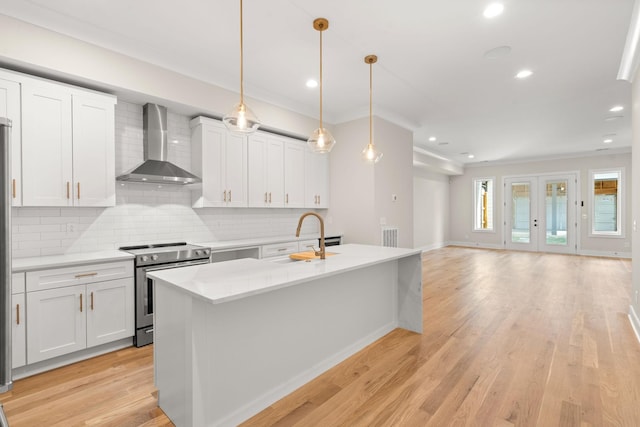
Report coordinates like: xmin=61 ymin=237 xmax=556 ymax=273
xmin=0 ymin=117 xmax=12 ymax=426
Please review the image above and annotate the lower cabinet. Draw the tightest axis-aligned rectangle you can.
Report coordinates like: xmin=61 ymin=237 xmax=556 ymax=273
xmin=12 ymin=293 xmax=26 ymax=369
xmin=26 ymin=278 xmax=134 ymax=364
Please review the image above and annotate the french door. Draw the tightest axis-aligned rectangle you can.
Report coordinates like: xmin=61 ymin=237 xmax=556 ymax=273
xmin=504 ymin=174 xmax=577 ymax=254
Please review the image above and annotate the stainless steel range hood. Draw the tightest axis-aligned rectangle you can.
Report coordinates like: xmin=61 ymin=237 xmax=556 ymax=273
xmin=116 ymin=103 xmax=201 ymax=185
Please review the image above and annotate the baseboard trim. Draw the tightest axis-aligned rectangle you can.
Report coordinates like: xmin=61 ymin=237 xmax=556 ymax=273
xmin=417 ymin=242 xmax=449 ymax=253
xmin=629 ymin=305 xmax=640 ymax=345
xmin=447 ymin=241 xmax=503 ymax=250
xmin=579 ymin=249 xmax=632 ymax=259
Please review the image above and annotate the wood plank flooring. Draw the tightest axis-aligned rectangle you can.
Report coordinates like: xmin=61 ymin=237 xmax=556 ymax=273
xmin=1 ymin=247 xmax=639 ymax=426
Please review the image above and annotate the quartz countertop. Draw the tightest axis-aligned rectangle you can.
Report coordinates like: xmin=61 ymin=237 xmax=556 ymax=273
xmin=196 ymin=233 xmax=337 ymax=251
xmin=12 ymin=250 xmax=134 ymax=272
xmin=148 ymin=244 xmax=421 ymax=305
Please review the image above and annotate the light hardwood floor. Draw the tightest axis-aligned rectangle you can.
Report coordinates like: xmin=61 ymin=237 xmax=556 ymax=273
xmin=1 ymin=247 xmax=639 ymax=426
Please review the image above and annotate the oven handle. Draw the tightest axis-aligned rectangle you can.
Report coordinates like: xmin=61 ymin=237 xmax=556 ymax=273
xmin=140 ymin=259 xmax=210 ymax=273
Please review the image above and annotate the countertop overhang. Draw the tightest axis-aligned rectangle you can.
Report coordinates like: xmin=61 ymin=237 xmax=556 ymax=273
xmin=149 ymin=244 xmax=421 ymax=305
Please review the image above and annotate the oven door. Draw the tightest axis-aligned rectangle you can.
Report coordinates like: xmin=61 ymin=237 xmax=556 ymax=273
xmin=135 ymin=259 xmax=209 ymax=346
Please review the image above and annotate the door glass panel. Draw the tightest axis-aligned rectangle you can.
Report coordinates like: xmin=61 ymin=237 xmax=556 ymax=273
xmin=545 ymin=180 xmax=568 ymax=245
xmin=511 ymin=183 xmax=530 ymax=243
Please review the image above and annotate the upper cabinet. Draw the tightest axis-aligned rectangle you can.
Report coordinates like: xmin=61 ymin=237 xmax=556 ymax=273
xmin=12 ymin=70 xmax=116 ymax=207
xmin=247 ymin=132 xmax=284 ymax=208
xmin=0 ymin=73 xmax=23 ymax=206
xmin=191 ymin=117 xmax=248 ymax=208
xmin=305 ymin=148 xmax=329 ymax=208
xmin=283 ymin=139 xmax=306 ymax=208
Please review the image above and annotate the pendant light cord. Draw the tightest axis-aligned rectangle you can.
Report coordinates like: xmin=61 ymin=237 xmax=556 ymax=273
xmin=239 ymin=0 xmax=244 ymax=105
xmin=319 ymin=27 xmax=323 ymax=129
xmin=369 ymin=60 xmax=373 ymax=145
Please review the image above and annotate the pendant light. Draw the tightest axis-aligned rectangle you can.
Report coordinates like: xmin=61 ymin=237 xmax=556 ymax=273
xmin=362 ymin=55 xmax=383 ymax=163
xmin=223 ymin=0 xmax=261 ymax=134
xmin=308 ymin=18 xmax=336 ymax=153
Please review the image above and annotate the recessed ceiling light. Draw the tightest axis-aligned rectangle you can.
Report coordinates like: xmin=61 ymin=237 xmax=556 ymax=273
xmin=603 ymin=139 xmax=613 ymax=144
xmin=428 ymin=136 xmax=437 ymax=142
xmin=468 ymin=154 xmax=475 ymax=159
xmin=609 ymin=105 xmax=624 ymax=112
xmin=306 ymin=79 xmax=318 ymax=88
xmin=515 ymin=70 xmax=533 ymax=79
xmin=483 ymin=3 xmax=504 ymax=18
xmin=604 ymin=115 xmax=623 ymax=122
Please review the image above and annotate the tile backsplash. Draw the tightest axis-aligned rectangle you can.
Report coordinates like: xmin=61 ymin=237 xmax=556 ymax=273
xmin=11 ymin=101 xmax=317 ymax=258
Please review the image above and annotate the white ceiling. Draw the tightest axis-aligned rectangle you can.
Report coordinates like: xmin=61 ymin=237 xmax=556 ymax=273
xmin=1 ymin=0 xmax=634 ymax=164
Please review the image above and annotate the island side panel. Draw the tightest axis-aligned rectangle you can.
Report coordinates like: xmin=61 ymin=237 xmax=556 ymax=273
xmin=194 ymin=261 xmax=399 ymax=426
xmin=154 ymin=280 xmax=195 ymax=427
xmin=397 ymin=253 xmax=423 ymax=333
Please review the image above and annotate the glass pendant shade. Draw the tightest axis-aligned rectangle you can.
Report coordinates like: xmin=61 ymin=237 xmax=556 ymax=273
xmin=223 ymin=102 xmax=260 ymax=135
xmin=362 ymin=142 xmax=383 ymax=163
xmin=224 ymin=0 xmax=260 ymax=135
xmin=308 ymin=127 xmax=336 ymax=153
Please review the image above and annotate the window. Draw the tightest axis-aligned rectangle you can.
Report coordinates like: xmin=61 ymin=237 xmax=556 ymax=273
xmin=590 ymin=169 xmax=623 ymax=236
xmin=473 ymin=178 xmax=494 ymax=231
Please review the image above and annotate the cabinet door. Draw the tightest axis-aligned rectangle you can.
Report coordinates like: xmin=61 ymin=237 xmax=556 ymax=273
xmin=225 ymin=133 xmax=248 ymax=207
xmin=0 ymin=77 xmax=22 ymax=206
xmin=72 ymin=93 xmax=116 ymax=207
xmin=247 ymin=133 xmax=268 ymax=207
xmin=12 ymin=293 xmax=26 ymax=368
xmin=266 ymin=137 xmax=285 ymax=207
xmin=27 ymin=285 xmax=86 ymax=363
xmin=22 ymin=81 xmax=73 ymax=206
xmin=193 ymin=122 xmax=225 ymax=207
xmin=86 ymin=278 xmax=134 ymax=348
xmin=284 ymin=140 xmax=305 ymax=208
xmin=305 ymin=149 xmax=329 ymax=208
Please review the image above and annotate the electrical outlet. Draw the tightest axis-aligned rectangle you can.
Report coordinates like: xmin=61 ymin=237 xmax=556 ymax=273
xmin=66 ymin=223 xmax=75 ymax=233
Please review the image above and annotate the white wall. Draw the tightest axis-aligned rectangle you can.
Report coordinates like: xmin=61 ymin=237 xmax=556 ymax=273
xmin=413 ymin=168 xmax=450 ymax=251
xmin=449 ymin=153 xmax=632 ymax=256
xmin=631 ymin=66 xmax=640 ymax=320
xmin=329 ymin=116 xmax=414 ymax=248
xmin=11 ymin=101 xmax=318 ymax=258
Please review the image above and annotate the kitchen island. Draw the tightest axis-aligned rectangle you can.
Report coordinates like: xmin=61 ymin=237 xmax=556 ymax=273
xmin=150 ymin=243 xmax=423 ymax=427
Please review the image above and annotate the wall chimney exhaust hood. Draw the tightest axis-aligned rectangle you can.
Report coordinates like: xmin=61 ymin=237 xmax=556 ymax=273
xmin=116 ymin=103 xmax=201 ymax=185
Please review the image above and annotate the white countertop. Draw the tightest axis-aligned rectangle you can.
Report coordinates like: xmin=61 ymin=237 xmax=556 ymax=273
xmin=12 ymin=250 xmax=134 ymax=272
xmin=148 ymin=244 xmax=421 ymax=305
xmin=196 ymin=233 xmax=334 ymax=251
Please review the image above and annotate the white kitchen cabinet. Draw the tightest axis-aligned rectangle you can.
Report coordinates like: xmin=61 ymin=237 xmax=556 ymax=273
xmin=284 ymin=139 xmax=305 ymax=208
xmin=11 ymin=272 xmax=26 ymax=368
xmin=261 ymin=241 xmax=299 ymax=258
xmin=21 ymin=78 xmax=115 ymax=207
xmin=26 ymin=261 xmax=134 ymax=364
xmin=248 ymin=132 xmax=284 ymax=207
xmin=0 ymin=75 xmax=22 ymax=206
xmin=27 ymin=284 xmax=86 ymax=363
xmin=191 ymin=117 xmax=248 ymax=208
xmin=305 ymin=148 xmax=329 ymax=208
xmin=86 ymin=278 xmax=134 ymax=348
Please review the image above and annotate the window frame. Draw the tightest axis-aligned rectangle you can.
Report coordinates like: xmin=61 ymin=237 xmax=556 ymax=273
xmin=588 ymin=168 xmax=624 ymax=238
xmin=472 ymin=177 xmax=496 ymax=233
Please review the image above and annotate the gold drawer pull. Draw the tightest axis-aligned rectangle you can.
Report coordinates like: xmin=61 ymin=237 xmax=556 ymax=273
xmin=75 ymin=272 xmax=98 ymax=279
xmin=77 ymin=182 xmax=80 ymax=199
xmin=12 ymin=179 xmax=16 ymax=199
xmin=286 ymin=194 xmax=289 ymax=204
xmin=66 ymin=181 xmax=70 ymax=199
xmin=229 ymin=190 xmax=232 ymax=202
xmin=80 ymin=294 xmax=83 ymax=312
xmin=264 ymin=192 xmax=267 ymax=203
xmin=16 ymin=304 xmax=20 ymax=325
xmin=269 ymin=192 xmax=272 ymax=203
xmin=223 ymin=190 xmax=227 ymax=202
xmin=90 ymin=291 xmax=94 ymax=311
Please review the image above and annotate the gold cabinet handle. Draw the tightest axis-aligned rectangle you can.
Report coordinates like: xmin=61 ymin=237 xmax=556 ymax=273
xmin=80 ymin=294 xmax=83 ymax=312
xmin=77 ymin=182 xmax=80 ymax=199
xmin=12 ymin=179 xmax=16 ymax=199
xmin=90 ymin=291 xmax=94 ymax=311
xmin=269 ymin=192 xmax=272 ymax=203
xmin=223 ymin=190 xmax=227 ymax=202
xmin=286 ymin=194 xmax=289 ymax=204
xmin=66 ymin=182 xmax=70 ymax=199
xmin=318 ymin=195 xmax=321 ymax=205
xmin=75 ymin=272 xmax=98 ymax=279
xmin=264 ymin=192 xmax=267 ymax=203
xmin=229 ymin=190 xmax=232 ymax=202
xmin=16 ymin=303 xmax=19 ymax=325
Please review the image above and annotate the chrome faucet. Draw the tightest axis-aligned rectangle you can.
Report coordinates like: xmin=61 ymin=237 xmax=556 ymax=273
xmin=296 ymin=212 xmax=326 ymax=260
